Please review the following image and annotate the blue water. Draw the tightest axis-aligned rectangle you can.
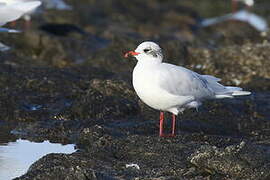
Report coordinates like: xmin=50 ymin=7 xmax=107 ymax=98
xmin=0 ymin=139 xmax=75 ymax=180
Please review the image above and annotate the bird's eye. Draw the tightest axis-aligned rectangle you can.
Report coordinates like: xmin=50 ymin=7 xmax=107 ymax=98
xmin=144 ymin=48 xmax=151 ymax=53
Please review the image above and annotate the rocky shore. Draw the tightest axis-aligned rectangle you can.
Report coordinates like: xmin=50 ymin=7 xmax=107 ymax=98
xmin=0 ymin=0 xmax=269 ymax=179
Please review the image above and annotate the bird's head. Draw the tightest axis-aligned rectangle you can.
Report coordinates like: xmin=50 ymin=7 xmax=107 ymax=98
xmin=124 ymin=41 xmax=163 ymax=63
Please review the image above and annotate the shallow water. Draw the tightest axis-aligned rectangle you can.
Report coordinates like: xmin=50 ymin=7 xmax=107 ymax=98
xmin=0 ymin=139 xmax=75 ymax=180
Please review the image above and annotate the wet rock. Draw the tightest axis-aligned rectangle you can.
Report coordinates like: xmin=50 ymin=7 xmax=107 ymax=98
xmin=187 ymin=41 xmax=270 ymax=88
xmin=14 ymin=153 xmax=117 ymax=180
xmin=83 ymin=36 xmax=139 ymax=73
xmin=0 ymin=26 xmax=110 ymax=68
xmin=70 ymin=87 xmax=139 ymax=120
xmin=0 ymin=65 xmax=140 ymax=143
xmin=0 ymin=122 xmax=17 ymax=144
xmin=89 ymin=78 xmax=137 ymax=100
xmin=196 ymin=20 xmax=268 ymax=47
xmin=0 ymin=64 xmax=120 ymax=120
xmin=190 ymin=141 xmax=270 ymax=179
xmin=69 ymin=77 xmax=140 ymax=121
xmin=39 ymin=23 xmax=86 ymax=36
xmin=15 ymin=130 xmax=246 ymax=179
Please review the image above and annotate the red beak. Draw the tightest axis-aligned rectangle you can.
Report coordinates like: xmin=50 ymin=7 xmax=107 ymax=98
xmin=124 ymin=51 xmax=140 ymax=58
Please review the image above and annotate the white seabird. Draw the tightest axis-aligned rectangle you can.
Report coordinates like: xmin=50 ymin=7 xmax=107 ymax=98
xmin=125 ymin=41 xmax=251 ymax=137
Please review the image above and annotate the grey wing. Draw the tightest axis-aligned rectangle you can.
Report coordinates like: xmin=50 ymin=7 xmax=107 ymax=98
xmin=157 ymin=63 xmax=215 ymax=99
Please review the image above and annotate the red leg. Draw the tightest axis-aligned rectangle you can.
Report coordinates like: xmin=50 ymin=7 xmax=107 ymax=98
xmin=159 ymin=112 xmax=164 ymax=137
xmin=159 ymin=112 xmax=176 ymax=137
xmin=171 ymin=114 xmax=176 ymax=136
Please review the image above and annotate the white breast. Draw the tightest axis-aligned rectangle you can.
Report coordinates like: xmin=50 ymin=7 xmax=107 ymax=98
xmin=132 ymin=63 xmax=191 ymax=111
xmin=133 ymin=63 xmax=158 ymax=109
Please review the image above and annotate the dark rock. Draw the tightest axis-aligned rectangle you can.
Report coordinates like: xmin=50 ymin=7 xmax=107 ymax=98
xmin=186 ymin=42 xmax=270 ymax=89
xmin=15 ymin=131 xmax=249 ymax=180
xmin=70 ymin=88 xmax=139 ymax=120
xmin=190 ymin=141 xmax=270 ymax=179
xmin=39 ymin=23 xmax=86 ymax=36
xmin=14 ymin=153 xmax=118 ymax=180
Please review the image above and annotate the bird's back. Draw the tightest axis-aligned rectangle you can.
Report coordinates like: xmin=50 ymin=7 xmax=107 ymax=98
xmin=156 ymin=63 xmax=215 ymax=100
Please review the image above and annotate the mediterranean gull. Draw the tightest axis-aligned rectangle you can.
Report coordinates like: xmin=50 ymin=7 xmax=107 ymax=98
xmin=125 ymin=41 xmax=251 ymax=137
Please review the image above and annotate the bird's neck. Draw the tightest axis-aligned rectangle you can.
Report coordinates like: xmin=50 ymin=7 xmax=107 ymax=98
xmin=136 ymin=56 xmax=163 ymax=66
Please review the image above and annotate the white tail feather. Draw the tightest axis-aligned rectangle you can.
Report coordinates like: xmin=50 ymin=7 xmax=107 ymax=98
xmin=214 ymin=87 xmax=251 ymax=99
xmin=215 ymin=94 xmax=234 ymax=99
xmin=202 ymin=75 xmax=251 ymax=99
xmin=232 ymin=91 xmax=251 ymax=96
